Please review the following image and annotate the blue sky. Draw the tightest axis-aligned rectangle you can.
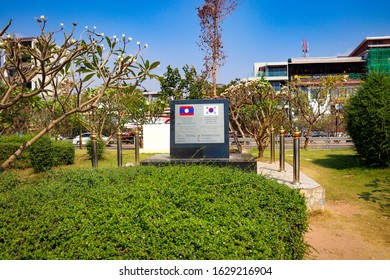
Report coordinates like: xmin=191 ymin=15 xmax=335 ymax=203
xmin=2 ymin=0 xmax=390 ymax=91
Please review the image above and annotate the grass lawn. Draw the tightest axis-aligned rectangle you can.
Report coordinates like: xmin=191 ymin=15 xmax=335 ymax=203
xmin=251 ymin=148 xmax=389 ymax=215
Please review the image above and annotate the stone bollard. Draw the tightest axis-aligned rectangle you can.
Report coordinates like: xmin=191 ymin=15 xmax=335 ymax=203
xmin=135 ymin=130 xmax=140 ymax=165
xmin=117 ymin=127 xmax=122 ymax=167
xmin=90 ymin=130 xmax=98 ymax=168
xmin=279 ymin=126 xmax=285 ymax=172
xmin=293 ymin=127 xmax=301 ymax=184
xmin=270 ymin=125 xmax=275 ymax=163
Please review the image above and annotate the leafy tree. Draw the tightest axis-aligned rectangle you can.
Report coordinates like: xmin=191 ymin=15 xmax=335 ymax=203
xmin=0 ymin=17 xmax=159 ymax=172
xmin=345 ymin=72 xmax=390 ymax=167
xmin=197 ymin=0 xmax=238 ymax=98
xmin=159 ymin=65 xmax=209 ymax=100
xmin=222 ymin=79 xmax=284 ymax=159
xmin=181 ymin=64 xmax=210 ymax=99
xmin=284 ymin=75 xmax=345 ymax=149
xmin=159 ymin=65 xmax=183 ymax=100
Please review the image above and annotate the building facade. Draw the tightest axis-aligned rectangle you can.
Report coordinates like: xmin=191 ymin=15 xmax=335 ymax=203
xmin=248 ymin=36 xmax=390 ymax=134
xmin=250 ymin=36 xmax=390 ymax=90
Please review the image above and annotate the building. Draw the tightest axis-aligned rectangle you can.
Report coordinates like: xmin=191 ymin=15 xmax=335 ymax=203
xmin=250 ymin=35 xmax=390 ymax=89
xmin=0 ymin=37 xmax=36 ymax=89
xmin=250 ymin=61 xmax=288 ymax=91
xmin=248 ymin=36 xmax=390 ymax=134
xmin=349 ymin=36 xmax=390 ymax=74
xmin=287 ymin=56 xmax=366 ymax=98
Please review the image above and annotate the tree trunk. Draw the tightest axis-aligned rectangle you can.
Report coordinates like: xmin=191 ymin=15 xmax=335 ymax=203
xmin=0 ymin=114 xmax=68 ymax=172
xmin=257 ymin=143 xmax=265 ymax=160
xmin=211 ymin=12 xmax=218 ymax=98
xmin=304 ymin=124 xmax=313 ymax=150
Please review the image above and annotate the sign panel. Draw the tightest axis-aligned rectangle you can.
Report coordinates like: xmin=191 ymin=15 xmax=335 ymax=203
xmin=170 ymin=99 xmax=229 ymax=159
xmin=174 ymin=103 xmax=225 ymax=144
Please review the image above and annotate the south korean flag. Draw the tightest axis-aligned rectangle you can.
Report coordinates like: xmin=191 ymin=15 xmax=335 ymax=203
xmin=204 ymin=105 xmax=218 ymax=115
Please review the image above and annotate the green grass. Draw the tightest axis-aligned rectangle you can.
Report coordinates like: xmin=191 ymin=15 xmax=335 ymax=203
xmin=251 ymin=148 xmax=390 ymax=215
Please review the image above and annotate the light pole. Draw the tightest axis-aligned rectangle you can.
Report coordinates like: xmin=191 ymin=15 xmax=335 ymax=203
xmin=279 ymin=126 xmax=285 ymax=172
xmin=293 ymin=127 xmax=301 ymax=184
xmin=270 ymin=125 xmax=275 ymax=163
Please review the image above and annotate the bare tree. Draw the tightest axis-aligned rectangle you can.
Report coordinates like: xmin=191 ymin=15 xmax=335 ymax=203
xmin=0 ymin=17 xmax=159 ymax=172
xmin=197 ymin=0 xmax=238 ymax=98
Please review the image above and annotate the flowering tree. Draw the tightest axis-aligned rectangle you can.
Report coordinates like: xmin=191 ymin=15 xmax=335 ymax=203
xmin=283 ymin=75 xmax=345 ymax=149
xmin=222 ymin=79 xmax=284 ymax=159
xmin=197 ymin=0 xmax=238 ymax=98
xmin=0 ymin=17 xmax=159 ymax=172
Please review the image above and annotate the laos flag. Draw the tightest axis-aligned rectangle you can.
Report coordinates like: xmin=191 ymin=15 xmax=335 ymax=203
xmin=179 ymin=105 xmax=194 ymax=116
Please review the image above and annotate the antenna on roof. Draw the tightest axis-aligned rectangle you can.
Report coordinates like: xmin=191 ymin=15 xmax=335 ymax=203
xmin=302 ymin=39 xmax=309 ymax=58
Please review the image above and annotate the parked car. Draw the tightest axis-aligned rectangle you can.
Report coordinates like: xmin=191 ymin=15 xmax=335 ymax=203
xmin=72 ymin=133 xmax=113 ymax=146
xmin=311 ymin=131 xmax=328 ymax=137
xmin=121 ymin=131 xmax=135 ymax=144
xmin=120 ymin=131 xmax=143 ymax=144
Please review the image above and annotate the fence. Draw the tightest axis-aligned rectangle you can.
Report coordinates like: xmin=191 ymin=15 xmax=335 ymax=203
xmin=230 ymin=136 xmax=354 ymax=150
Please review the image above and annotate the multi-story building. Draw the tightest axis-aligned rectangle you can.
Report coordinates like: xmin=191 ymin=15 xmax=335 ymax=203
xmin=250 ymin=35 xmax=390 ymax=90
xmin=248 ymin=36 xmax=390 ymax=134
xmin=250 ymin=62 xmax=288 ymax=91
xmin=0 ymin=37 xmax=37 ymax=89
xmin=349 ymin=36 xmax=390 ymax=74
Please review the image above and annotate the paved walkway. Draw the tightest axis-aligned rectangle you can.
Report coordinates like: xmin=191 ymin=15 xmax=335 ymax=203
xmin=257 ymin=161 xmax=325 ymax=211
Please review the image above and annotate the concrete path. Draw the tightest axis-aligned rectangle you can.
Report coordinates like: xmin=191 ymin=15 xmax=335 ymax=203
xmin=257 ymin=161 xmax=325 ymax=211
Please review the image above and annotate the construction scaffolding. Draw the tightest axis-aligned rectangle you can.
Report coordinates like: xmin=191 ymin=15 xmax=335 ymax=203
xmin=368 ymin=48 xmax=390 ymax=74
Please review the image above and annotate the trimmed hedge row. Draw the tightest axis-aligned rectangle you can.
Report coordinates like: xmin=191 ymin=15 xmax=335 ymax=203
xmin=0 ymin=165 xmax=308 ymax=260
xmin=0 ymin=135 xmax=75 ymax=171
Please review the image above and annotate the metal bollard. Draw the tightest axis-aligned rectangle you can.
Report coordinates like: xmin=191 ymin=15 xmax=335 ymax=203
xmin=270 ymin=125 xmax=275 ymax=163
xmin=91 ymin=130 xmax=98 ymax=168
xmin=117 ymin=128 xmax=122 ymax=167
xmin=134 ymin=130 xmax=140 ymax=165
xmin=279 ymin=126 xmax=285 ymax=172
xmin=293 ymin=127 xmax=301 ymax=184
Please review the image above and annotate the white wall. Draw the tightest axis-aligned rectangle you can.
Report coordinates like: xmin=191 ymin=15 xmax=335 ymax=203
xmin=140 ymin=124 xmax=170 ymax=154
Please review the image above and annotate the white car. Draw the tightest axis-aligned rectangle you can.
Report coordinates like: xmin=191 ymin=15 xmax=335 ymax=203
xmin=72 ymin=133 xmax=112 ymax=146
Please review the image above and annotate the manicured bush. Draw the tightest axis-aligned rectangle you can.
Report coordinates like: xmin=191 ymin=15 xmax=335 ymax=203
xmin=28 ymin=136 xmax=54 ymax=172
xmin=52 ymin=141 xmax=75 ymax=166
xmin=0 ymin=165 xmax=308 ymax=260
xmin=0 ymin=134 xmax=33 ymax=169
xmin=86 ymin=138 xmax=105 ymax=160
xmin=346 ymin=72 xmax=390 ymax=167
xmin=0 ymin=135 xmax=75 ymax=170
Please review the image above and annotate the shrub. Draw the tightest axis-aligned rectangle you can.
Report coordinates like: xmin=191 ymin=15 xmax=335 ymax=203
xmin=346 ymin=72 xmax=390 ymax=167
xmin=0 ymin=134 xmax=33 ymax=169
xmin=28 ymin=136 xmax=54 ymax=172
xmin=0 ymin=165 xmax=308 ymax=260
xmin=1 ymin=135 xmax=75 ymax=170
xmin=52 ymin=141 xmax=75 ymax=166
xmin=86 ymin=138 xmax=105 ymax=160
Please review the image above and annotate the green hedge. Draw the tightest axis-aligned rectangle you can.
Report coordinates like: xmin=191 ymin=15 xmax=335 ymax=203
xmin=0 ymin=165 xmax=308 ymax=260
xmin=28 ymin=136 xmax=54 ymax=173
xmin=52 ymin=141 xmax=75 ymax=166
xmin=0 ymin=134 xmax=33 ymax=169
xmin=86 ymin=138 xmax=105 ymax=160
xmin=0 ymin=135 xmax=75 ymax=171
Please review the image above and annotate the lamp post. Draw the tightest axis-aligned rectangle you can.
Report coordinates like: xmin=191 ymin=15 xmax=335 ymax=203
xmin=279 ymin=126 xmax=285 ymax=172
xmin=270 ymin=125 xmax=275 ymax=163
xmin=293 ymin=127 xmax=301 ymax=184
xmin=90 ymin=130 xmax=98 ymax=168
xmin=134 ymin=129 xmax=140 ymax=165
xmin=117 ymin=127 xmax=122 ymax=167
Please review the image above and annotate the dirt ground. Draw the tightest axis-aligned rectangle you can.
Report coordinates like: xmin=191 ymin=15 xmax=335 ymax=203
xmin=304 ymin=201 xmax=390 ymax=260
